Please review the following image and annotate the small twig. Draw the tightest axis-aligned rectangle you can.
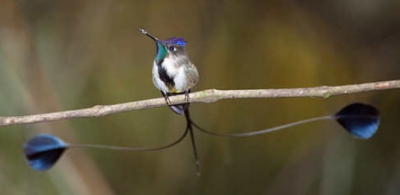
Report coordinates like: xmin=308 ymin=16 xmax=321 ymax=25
xmin=0 ymin=80 xmax=398 ymax=127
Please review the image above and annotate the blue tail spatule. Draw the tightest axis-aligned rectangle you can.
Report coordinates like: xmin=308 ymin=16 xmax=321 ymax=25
xmin=24 ymin=128 xmax=189 ymax=171
xmin=192 ymin=102 xmax=380 ymax=139
xmin=23 ymin=134 xmax=67 ymax=171
xmin=334 ymin=102 xmax=379 ymax=139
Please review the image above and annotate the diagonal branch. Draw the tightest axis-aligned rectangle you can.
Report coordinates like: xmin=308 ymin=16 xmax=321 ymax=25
xmin=0 ymin=79 xmax=399 ymax=127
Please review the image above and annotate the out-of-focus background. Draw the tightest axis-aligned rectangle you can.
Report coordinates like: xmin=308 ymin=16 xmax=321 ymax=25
xmin=0 ymin=0 xmax=399 ymax=194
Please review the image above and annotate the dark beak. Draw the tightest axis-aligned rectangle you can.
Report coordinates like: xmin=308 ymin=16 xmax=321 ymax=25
xmin=139 ymin=29 xmax=160 ymax=43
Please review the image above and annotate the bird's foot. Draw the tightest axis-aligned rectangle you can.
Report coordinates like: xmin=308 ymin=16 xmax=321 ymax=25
xmin=184 ymin=90 xmax=190 ymax=102
xmin=160 ymin=91 xmax=172 ymax=105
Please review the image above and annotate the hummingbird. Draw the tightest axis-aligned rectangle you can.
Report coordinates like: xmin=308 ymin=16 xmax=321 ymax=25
xmin=139 ymin=29 xmax=201 ymax=174
xmin=139 ymin=29 xmax=199 ymax=115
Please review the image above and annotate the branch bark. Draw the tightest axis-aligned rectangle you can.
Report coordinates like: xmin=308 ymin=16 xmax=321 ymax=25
xmin=0 ymin=79 xmax=399 ymax=127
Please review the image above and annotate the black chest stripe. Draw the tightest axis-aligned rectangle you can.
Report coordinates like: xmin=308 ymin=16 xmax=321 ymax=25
xmin=157 ymin=61 xmax=175 ymax=89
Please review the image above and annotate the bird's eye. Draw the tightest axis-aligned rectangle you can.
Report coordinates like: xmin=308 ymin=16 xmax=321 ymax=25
xmin=168 ymin=46 xmax=177 ymax=52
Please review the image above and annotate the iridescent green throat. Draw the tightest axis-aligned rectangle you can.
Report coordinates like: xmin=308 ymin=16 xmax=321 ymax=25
xmin=155 ymin=42 xmax=167 ymax=64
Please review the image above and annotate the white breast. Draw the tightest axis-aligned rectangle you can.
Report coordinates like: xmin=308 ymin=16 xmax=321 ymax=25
xmin=152 ymin=61 xmax=169 ymax=93
xmin=162 ymin=58 xmax=180 ymax=77
xmin=152 ymin=59 xmax=188 ymax=93
xmin=173 ymin=67 xmax=188 ymax=92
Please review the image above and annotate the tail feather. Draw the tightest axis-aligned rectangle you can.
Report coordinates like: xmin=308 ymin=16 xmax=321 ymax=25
xmin=169 ymin=104 xmax=189 ymax=115
xmin=184 ymin=107 xmax=201 ymax=176
xmin=161 ymin=90 xmax=200 ymax=175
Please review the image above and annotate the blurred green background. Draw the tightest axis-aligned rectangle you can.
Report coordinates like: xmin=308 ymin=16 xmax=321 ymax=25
xmin=0 ymin=0 xmax=399 ymax=194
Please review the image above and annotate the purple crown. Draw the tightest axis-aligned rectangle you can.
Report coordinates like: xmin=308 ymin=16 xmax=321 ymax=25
xmin=160 ymin=37 xmax=186 ymax=47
